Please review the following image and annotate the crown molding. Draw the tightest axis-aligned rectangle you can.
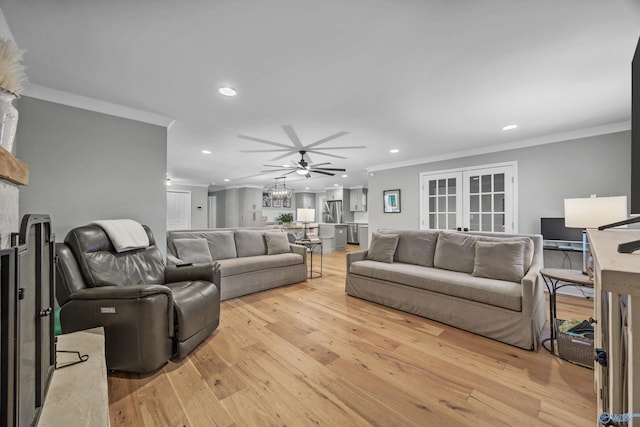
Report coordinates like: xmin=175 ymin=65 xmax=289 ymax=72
xmin=22 ymin=84 xmax=175 ymax=128
xmin=366 ymin=121 xmax=631 ymax=172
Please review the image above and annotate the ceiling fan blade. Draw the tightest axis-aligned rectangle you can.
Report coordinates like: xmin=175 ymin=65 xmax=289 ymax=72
xmin=305 ymin=131 xmax=350 ymax=149
xmin=311 ymin=170 xmax=335 ymax=176
xmin=311 ymin=145 xmax=367 ymax=150
xmin=269 ymin=151 xmax=298 ymax=162
xmin=237 ymin=135 xmax=292 ymax=149
xmin=263 ymin=164 xmax=295 ymax=168
xmin=311 ymin=167 xmax=346 ymax=172
xmin=282 ymin=125 xmax=305 ymax=150
xmin=260 ymin=168 xmax=296 ymax=173
xmin=308 ymin=162 xmax=331 ymax=167
xmin=305 ymin=150 xmax=347 ymax=160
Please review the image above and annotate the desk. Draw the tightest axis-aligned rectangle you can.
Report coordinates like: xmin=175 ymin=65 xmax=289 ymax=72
xmin=540 ymin=268 xmax=593 ymax=354
xmin=295 ymin=239 xmax=322 ymax=278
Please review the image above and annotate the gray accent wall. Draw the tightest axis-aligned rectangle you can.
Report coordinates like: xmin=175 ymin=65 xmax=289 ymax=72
xmin=368 ymin=131 xmax=631 ymax=236
xmin=168 ymin=184 xmax=209 ymax=229
xmin=16 ymin=97 xmax=168 ymax=253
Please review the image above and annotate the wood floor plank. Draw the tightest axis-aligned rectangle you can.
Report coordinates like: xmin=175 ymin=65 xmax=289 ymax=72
xmin=108 ymin=247 xmax=596 ymax=426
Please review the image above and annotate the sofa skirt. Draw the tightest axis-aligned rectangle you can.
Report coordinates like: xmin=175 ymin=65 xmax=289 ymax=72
xmin=346 ymin=273 xmax=546 ymax=351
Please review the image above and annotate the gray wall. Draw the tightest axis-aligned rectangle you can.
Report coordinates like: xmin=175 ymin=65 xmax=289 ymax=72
xmin=168 ymin=184 xmax=208 ymax=229
xmin=16 ymin=97 xmax=168 ymax=253
xmin=368 ymin=131 xmax=631 ymax=236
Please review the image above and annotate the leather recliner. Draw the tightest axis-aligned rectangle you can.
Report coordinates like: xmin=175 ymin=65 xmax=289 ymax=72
xmin=55 ymin=224 xmax=220 ymax=373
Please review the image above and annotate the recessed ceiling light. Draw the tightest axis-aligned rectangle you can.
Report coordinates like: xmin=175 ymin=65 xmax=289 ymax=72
xmin=341 ymin=174 xmax=348 ymax=178
xmin=334 ymin=184 xmax=339 ymax=187
xmin=502 ymin=124 xmax=518 ymax=131
xmin=201 ymin=150 xmax=212 ymax=154
xmin=389 ymin=149 xmax=399 ymax=153
xmin=165 ymin=178 xmax=171 ymax=186
xmin=223 ymin=178 xmax=230 ymax=182
xmin=218 ymin=86 xmax=237 ymax=97
xmin=305 ymin=187 xmax=309 ymax=190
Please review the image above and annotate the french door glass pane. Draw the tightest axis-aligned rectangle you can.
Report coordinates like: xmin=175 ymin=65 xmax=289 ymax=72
xmin=481 ymin=195 xmax=492 ymax=212
xmin=429 ymin=197 xmax=435 ymax=211
xmin=447 ymin=178 xmax=456 ymax=193
xmin=494 ymin=193 xmax=505 ymax=212
xmin=470 ymin=176 xmax=479 ymax=193
xmin=429 ymin=181 xmax=436 ymax=195
xmin=438 ymin=179 xmax=446 ymax=194
xmin=481 ymin=175 xmax=492 ymax=192
xmin=482 ymin=214 xmax=492 ymax=231
xmin=429 ymin=214 xmax=436 ymax=228
xmin=470 ymin=195 xmax=479 ymax=212
xmin=470 ymin=214 xmax=479 ymax=231
xmin=494 ymin=173 xmax=505 ymax=192
xmin=494 ymin=214 xmax=505 ymax=232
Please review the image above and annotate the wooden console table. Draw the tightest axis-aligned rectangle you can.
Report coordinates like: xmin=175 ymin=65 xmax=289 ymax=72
xmin=588 ymin=229 xmax=640 ymax=425
xmin=38 ymin=328 xmax=109 ymax=426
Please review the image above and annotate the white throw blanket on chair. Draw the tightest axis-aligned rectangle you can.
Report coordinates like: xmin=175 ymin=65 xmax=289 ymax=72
xmin=91 ymin=219 xmax=150 ymax=252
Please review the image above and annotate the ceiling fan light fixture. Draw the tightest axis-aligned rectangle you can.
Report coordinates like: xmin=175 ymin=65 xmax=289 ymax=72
xmin=296 ymin=169 xmax=308 ymax=175
xmin=502 ymin=124 xmax=518 ymax=131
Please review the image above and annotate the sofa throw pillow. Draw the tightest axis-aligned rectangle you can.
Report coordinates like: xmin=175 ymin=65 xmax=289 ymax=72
xmin=380 ymin=229 xmax=439 ymax=267
xmin=264 ymin=232 xmax=291 ymax=255
xmin=206 ymin=230 xmax=238 ymax=260
xmin=173 ymin=238 xmax=213 ymax=264
xmin=433 ymin=231 xmax=478 ymax=273
xmin=235 ymin=230 xmax=269 ymax=257
xmin=366 ymin=232 xmax=400 ymax=263
xmin=472 ymin=240 xmax=526 ymax=282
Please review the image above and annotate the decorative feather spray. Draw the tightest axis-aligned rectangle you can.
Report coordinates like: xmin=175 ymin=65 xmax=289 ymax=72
xmin=0 ymin=38 xmax=26 ymax=95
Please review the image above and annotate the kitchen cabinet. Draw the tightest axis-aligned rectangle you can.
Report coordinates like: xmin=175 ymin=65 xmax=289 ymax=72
xmin=239 ymin=188 xmax=263 ymax=227
xmin=349 ymin=188 xmax=367 ymax=212
xmin=326 ymin=188 xmax=343 ymax=201
xmin=295 ymin=192 xmax=316 ymax=210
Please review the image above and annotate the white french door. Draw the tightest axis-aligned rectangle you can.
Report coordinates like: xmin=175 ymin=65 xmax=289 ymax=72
xmin=420 ymin=162 xmax=516 ymax=233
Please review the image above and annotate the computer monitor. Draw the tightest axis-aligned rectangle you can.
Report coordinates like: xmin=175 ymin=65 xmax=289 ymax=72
xmin=540 ymin=217 xmax=583 ymax=242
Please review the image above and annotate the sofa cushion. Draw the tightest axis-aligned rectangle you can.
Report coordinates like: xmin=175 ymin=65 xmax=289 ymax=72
xmin=433 ymin=231 xmax=478 ymax=273
xmin=216 ymin=253 xmax=304 ymax=277
xmin=472 ymin=240 xmax=526 ymax=282
xmin=265 ymin=232 xmax=291 ymax=255
xmin=173 ymin=238 xmax=213 ymax=264
xmin=350 ymin=260 xmax=522 ymax=311
xmin=380 ymin=229 xmax=439 ymax=267
xmin=168 ymin=230 xmax=237 ymax=261
xmin=367 ymin=232 xmax=400 ymax=263
xmin=475 ymin=235 xmax=534 ymax=274
xmin=234 ymin=230 xmax=271 ymax=257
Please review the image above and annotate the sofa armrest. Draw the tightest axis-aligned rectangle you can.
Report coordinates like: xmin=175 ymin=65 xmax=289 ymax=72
xmin=166 ymin=254 xmax=182 ymax=265
xmin=346 ymin=250 xmax=368 ymax=273
xmin=289 ymin=244 xmax=308 ymax=268
xmin=521 ymin=240 xmax=544 ymax=316
xmin=165 ymin=262 xmax=220 ymax=286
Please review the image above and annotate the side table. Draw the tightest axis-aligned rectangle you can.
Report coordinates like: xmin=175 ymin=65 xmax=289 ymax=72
xmin=540 ymin=268 xmax=593 ymax=354
xmin=295 ymin=239 xmax=323 ymax=278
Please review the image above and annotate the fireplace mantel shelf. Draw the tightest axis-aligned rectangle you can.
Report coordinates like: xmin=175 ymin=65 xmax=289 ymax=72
xmin=0 ymin=147 xmax=29 ymax=185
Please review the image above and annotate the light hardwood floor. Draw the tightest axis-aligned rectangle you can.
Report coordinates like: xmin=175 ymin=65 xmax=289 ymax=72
xmin=108 ymin=246 xmax=595 ymax=426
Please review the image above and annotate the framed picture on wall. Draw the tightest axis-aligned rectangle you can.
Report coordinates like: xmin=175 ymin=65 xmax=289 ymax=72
xmin=283 ymin=197 xmax=291 ymax=208
xmin=383 ymin=189 xmax=401 ymax=213
xmin=272 ymin=198 xmax=282 ymax=208
xmin=262 ymin=192 xmax=271 ymax=207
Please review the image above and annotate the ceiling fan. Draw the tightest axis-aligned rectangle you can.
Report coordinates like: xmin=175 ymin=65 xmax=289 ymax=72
xmin=238 ymin=124 xmax=366 ymax=162
xmin=261 ymin=151 xmax=346 ymax=178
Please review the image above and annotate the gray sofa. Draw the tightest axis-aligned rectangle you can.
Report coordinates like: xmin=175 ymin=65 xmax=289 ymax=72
xmin=167 ymin=228 xmax=307 ymax=300
xmin=345 ymin=230 xmax=546 ymax=350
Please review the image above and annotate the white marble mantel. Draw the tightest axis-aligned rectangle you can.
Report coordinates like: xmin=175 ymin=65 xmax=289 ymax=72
xmin=38 ymin=327 xmax=109 ymax=427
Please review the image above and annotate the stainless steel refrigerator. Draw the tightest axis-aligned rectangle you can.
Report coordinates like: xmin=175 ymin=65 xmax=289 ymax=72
xmin=323 ymin=200 xmax=342 ymax=223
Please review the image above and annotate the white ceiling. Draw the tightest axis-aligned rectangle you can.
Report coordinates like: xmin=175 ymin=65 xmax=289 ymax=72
xmin=2 ymin=1 xmax=640 ymax=192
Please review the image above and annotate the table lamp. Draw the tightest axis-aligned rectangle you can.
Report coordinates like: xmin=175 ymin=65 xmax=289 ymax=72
xmin=297 ymin=208 xmax=315 ymax=241
xmin=564 ymin=195 xmax=628 ymax=272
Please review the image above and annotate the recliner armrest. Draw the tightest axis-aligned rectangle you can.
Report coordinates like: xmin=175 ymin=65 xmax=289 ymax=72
xmin=165 ymin=262 xmax=219 ymax=286
xmin=67 ymin=284 xmax=172 ymax=300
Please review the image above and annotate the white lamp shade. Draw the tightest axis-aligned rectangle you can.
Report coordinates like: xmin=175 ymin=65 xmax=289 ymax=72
xmin=297 ymin=208 xmax=315 ymax=222
xmin=564 ymin=196 xmax=628 ymax=228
